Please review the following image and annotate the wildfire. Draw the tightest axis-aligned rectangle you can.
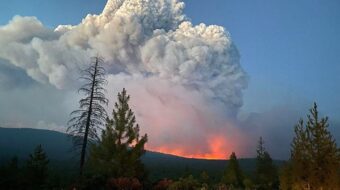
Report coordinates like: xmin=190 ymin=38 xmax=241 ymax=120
xmin=147 ymin=135 xmax=232 ymax=160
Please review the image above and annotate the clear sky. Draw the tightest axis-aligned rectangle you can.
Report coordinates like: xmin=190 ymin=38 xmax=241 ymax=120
xmin=183 ymin=0 xmax=340 ymax=119
xmin=1 ymin=0 xmax=339 ymax=119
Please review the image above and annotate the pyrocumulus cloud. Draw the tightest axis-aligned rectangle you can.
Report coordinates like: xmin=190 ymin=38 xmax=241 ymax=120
xmin=0 ymin=0 xmax=252 ymax=158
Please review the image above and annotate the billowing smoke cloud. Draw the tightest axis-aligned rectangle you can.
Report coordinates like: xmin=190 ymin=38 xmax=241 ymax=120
xmin=0 ymin=0 xmax=285 ymax=159
xmin=0 ymin=0 xmax=247 ymax=110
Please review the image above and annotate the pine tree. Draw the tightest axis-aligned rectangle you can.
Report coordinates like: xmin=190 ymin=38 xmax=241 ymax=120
xmin=25 ymin=145 xmax=49 ymax=189
xmin=290 ymin=103 xmax=340 ymax=189
xmin=88 ymin=88 xmax=148 ymax=181
xmin=221 ymin=152 xmax=244 ymax=189
xmin=279 ymin=162 xmax=293 ymax=190
xmin=290 ymin=119 xmax=312 ymax=189
xmin=255 ymin=137 xmax=278 ymax=190
xmin=257 ymin=137 xmax=265 ymax=157
xmin=67 ymin=56 xmax=108 ymax=176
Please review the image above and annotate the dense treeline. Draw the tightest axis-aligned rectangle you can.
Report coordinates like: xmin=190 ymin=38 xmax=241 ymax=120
xmin=0 ymin=58 xmax=339 ymax=189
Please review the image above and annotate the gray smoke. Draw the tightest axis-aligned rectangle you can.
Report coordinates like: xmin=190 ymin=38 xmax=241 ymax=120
xmin=0 ymin=0 xmax=255 ymax=158
xmin=0 ymin=0 xmax=247 ymax=113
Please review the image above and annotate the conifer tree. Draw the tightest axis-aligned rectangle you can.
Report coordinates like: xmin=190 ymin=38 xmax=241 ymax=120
xmin=25 ymin=145 xmax=49 ymax=189
xmin=279 ymin=162 xmax=293 ymax=190
xmin=255 ymin=137 xmax=278 ymax=190
xmin=290 ymin=119 xmax=312 ymax=189
xmin=88 ymin=88 xmax=148 ymax=181
xmin=221 ymin=152 xmax=244 ymax=189
xmin=290 ymin=103 xmax=340 ymax=189
xmin=67 ymin=56 xmax=108 ymax=176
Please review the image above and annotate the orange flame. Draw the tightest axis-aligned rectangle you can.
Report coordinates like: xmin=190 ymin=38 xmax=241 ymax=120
xmin=147 ymin=135 xmax=232 ymax=160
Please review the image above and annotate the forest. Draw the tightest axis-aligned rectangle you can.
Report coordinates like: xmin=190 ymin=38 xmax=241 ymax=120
xmin=0 ymin=57 xmax=339 ymax=190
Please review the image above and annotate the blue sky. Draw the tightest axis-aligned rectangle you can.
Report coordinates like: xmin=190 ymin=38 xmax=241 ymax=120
xmin=1 ymin=0 xmax=339 ymax=119
xmin=184 ymin=0 xmax=340 ymax=119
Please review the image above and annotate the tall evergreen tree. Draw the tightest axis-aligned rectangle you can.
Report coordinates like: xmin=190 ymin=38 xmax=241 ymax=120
xmin=289 ymin=103 xmax=340 ymax=189
xmin=25 ymin=145 xmax=49 ymax=189
xmin=279 ymin=162 xmax=293 ymax=190
xmin=67 ymin=56 xmax=108 ymax=176
xmin=88 ymin=88 xmax=148 ymax=181
xmin=221 ymin=152 xmax=244 ymax=189
xmin=290 ymin=119 xmax=312 ymax=189
xmin=255 ymin=137 xmax=278 ymax=190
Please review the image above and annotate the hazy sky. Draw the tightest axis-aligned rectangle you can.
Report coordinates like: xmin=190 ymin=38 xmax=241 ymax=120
xmin=0 ymin=0 xmax=339 ymax=159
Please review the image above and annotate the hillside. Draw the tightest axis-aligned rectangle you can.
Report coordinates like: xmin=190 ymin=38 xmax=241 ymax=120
xmin=0 ymin=127 xmax=282 ymax=181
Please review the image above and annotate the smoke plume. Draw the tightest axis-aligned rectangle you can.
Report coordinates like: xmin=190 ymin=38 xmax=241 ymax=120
xmin=0 ymin=0 xmax=252 ymax=158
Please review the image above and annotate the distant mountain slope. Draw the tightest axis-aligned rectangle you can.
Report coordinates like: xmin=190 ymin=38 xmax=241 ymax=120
xmin=0 ymin=127 xmax=73 ymax=161
xmin=0 ymin=127 xmax=283 ymax=181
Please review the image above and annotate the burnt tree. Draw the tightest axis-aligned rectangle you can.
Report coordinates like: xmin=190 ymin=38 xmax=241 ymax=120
xmin=67 ymin=56 xmax=108 ymax=176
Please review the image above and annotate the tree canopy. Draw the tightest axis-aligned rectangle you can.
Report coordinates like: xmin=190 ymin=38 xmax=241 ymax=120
xmin=88 ymin=88 xmax=148 ymax=182
xmin=255 ymin=137 xmax=278 ymax=190
xmin=285 ymin=103 xmax=340 ymax=189
xmin=221 ymin=152 xmax=244 ymax=189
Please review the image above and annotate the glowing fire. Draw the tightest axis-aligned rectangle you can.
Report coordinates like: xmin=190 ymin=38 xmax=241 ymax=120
xmin=147 ymin=135 xmax=232 ymax=160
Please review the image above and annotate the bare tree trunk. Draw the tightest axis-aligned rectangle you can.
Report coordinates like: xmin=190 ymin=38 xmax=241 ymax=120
xmin=79 ymin=58 xmax=99 ymax=176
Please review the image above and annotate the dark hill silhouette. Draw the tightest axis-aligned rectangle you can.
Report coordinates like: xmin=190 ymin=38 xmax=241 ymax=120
xmin=0 ymin=127 xmax=283 ymax=181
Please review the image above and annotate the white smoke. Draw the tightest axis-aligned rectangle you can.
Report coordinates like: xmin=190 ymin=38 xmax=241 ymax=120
xmin=0 ymin=0 xmax=247 ymax=112
xmin=0 ymin=0 xmax=250 ymax=158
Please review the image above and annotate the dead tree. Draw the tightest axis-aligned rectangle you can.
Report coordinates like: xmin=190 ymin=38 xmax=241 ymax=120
xmin=67 ymin=56 xmax=108 ymax=176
